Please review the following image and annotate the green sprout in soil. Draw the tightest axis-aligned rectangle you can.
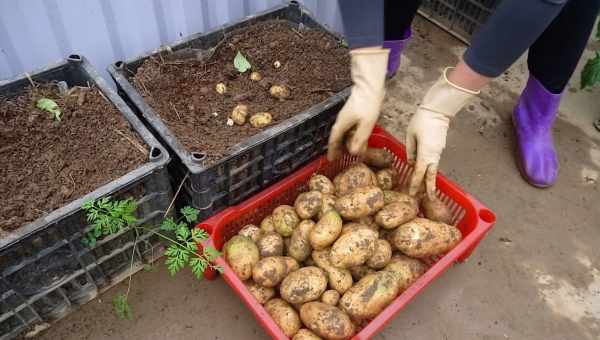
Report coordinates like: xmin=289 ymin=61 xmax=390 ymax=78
xmin=36 ymin=97 xmax=62 ymax=121
xmin=581 ymin=14 xmax=600 ymax=89
xmin=234 ymin=51 xmax=252 ymax=73
xmin=82 ymin=197 xmax=223 ymax=319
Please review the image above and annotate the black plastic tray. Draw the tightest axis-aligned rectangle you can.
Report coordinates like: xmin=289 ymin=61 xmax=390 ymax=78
xmin=108 ymin=1 xmax=350 ymax=220
xmin=0 ymin=56 xmax=173 ymax=340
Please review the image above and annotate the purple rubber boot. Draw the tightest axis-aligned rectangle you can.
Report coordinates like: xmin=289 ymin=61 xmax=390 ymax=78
xmin=383 ymin=28 xmax=412 ymax=78
xmin=513 ymin=75 xmax=562 ymax=188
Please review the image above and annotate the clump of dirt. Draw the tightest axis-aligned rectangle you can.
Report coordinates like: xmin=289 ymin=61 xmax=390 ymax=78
xmin=132 ymin=20 xmax=351 ymax=166
xmin=0 ymin=83 xmax=147 ymax=232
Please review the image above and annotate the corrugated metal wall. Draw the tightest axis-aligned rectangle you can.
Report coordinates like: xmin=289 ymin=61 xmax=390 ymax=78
xmin=0 ymin=0 xmax=343 ymax=82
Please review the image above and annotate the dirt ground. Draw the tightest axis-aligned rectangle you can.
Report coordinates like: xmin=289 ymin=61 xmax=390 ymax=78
xmin=34 ymin=16 xmax=600 ymax=340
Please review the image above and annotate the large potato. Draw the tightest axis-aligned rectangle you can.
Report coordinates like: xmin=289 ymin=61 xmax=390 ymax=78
xmin=349 ymin=265 xmax=375 ymax=281
xmin=383 ymin=190 xmax=418 ymax=208
xmin=260 ymin=214 xmax=276 ymax=233
xmin=375 ymin=201 xmax=419 ymax=229
xmin=309 ymin=174 xmax=335 ymax=195
xmin=224 ymin=235 xmax=259 ymax=280
xmin=238 ymin=224 xmax=263 ymax=243
xmin=363 ymin=148 xmax=394 ymax=168
xmin=320 ymin=290 xmax=340 ymax=306
xmin=340 ymin=222 xmax=377 ymax=237
xmin=391 ymin=218 xmax=462 ymax=258
xmin=317 ymin=194 xmax=336 ymax=220
xmin=300 ymin=302 xmax=355 ymax=340
xmin=257 ymin=231 xmax=284 ymax=257
xmin=245 ymin=280 xmax=275 ymax=304
xmin=339 ymin=271 xmax=402 ymax=320
xmin=330 ymin=228 xmax=378 ymax=268
xmin=280 ymin=266 xmax=328 ymax=304
xmin=366 ymin=239 xmax=392 ymax=269
xmin=294 ymin=191 xmax=323 ymax=219
xmin=252 ymin=256 xmax=288 ymax=287
xmin=288 ymin=220 xmax=315 ymax=262
xmin=312 ymin=249 xmax=353 ymax=294
xmin=421 ymin=196 xmax=454 ymax=224
xmin=272 ymin=205 xmax=300 ymax=237
xmin=265 ymin=298 xmax=301 ymax=337
xmin=333 ymin=163 xmax=378 ymax=196
xmin=309 ymin=211 xmax=343 ymax=251
xmin=293 ymin=329 xmax=322 ymax=340
xmin=335 ymin=186 xmax=384 ymax=220
xmin=375 ymin=168 xmax=398 ymax=190
xmin=384 ymin=254 xmax=427 ymax=290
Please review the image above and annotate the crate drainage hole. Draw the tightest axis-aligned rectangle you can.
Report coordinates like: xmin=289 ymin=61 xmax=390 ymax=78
xmin=192 ymin=152 xmax=207 ymax=162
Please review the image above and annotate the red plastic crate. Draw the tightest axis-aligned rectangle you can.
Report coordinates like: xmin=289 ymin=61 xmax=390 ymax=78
xmin=197 ymin=126 xmax=496 ymax=339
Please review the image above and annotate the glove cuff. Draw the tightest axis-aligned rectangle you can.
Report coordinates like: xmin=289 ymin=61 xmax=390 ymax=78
xmin=420 ymin=67 xmax=479 ymax=118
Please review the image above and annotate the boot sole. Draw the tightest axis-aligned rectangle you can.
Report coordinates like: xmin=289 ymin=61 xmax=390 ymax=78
xmin=511 ymin=115 xmax=554 ymax=189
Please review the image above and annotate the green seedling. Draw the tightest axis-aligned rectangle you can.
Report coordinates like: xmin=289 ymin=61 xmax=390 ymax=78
xmin=581 ymin=14 xmax=600 ymax=89
xmin=234 ymin=51 xmax=252 ymax=73
xmin=36 ymin=98 xmax=62 ymax=121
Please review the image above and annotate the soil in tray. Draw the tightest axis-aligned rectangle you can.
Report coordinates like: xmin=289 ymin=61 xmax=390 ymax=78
xmin=132 ymin=20 xmax=351 ymax=166
xmin=0 ymin=83 xmax=147 ymax=232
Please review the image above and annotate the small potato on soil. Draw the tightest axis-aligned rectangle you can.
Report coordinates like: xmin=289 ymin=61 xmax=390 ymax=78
xmin=245 ymin=280 xmax=275 ymax=304
xmin=230 ymin=104 xmax=249 ymax=125
xmin=270 ymin=84 xmax=291 ymax=99
xmin=320 ymin=290 xmax=340 ymax=306
xmin=250 ymin=71 xmax=262 ymax=81
xmin=309 ymin=174 xmax=335 ymax=195
xmin=215 ymin=82 xmax=227 ymax=94
xmin=421 ymin=195 xmax=454 ymax=224
xmin=280 ymin=266 xmax=328 ymax=304
xmin=256 ymin=231 xmax=284 ymax=257
xmin=238 ymin=224 xmax=262 ymax=243
xmin=224 ymin=235 xmax=260 ymax=280
xmin=260 ymin=214 xmax=276 ymax=233
xmin=265 ymin=298 xmax=301 ymax=337
xmin=250 ymin=112 xmax=273 ymax=128
xmin=300 ymin=302 xmax=355 ymax=340
xmin=366 ymin=239 xmax=392 ymax=269
xmin=294 ymin=191 xmax=323 ymax=219
xmin=376 ymin=168 xmax=398 ymax=190
xmin=363 ymin=147 xmax=394 ymax=168
xmin=272 ymin=205 xmax=300 ymax=237
xmin=293 ymin=329 xmax=322 ymax=340
xmin=375 ymin=201 xmax=419 ymax=229
xmin=330 ymin=228 xmax=378 ymax=268
xmin=391 ymin=218 xmax=462 ymax=258
xmin=333 ymin=163 xmax=378 ymax=196
xmin=309 ymin=211 xmax=343 ymax=250
xmin=335 ymin=186 xmax=385 ymax=220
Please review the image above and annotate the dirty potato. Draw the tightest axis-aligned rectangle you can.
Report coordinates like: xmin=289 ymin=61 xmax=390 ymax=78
xmin=333 ymin=163 xmax=378 ymax=196
xmin=317 ymin=194 xmax=337 ymax=220
xmin=383 ymin=190 xmax=419 ymax=207
xmin=215 ymin=82 xmax=227 ymax=94
xmin=339 ymin=271 xmax=402 ymax=320
xmin=260 ymin=214 xmax=276 ymax=233
xmin=309 ymin=210 xmax=343 ymax=251
xmin=421 ymin=196 xmax=454 ymax=224
xmin=294 ymin=191 xmax=323 ymax=219
xmin=245 ymin=280 xmax=275 ymax=304
xmin=231 ymin=104 xmax=249 ymax=125
xmin=349 ymin=265 xmax=375 ymax=281
xmin=238 ymin=224 xmax=263 ymax=243
xmin=265 ymin=298 xmax=301 ymax=337
xmin=257 ymin=231 xmax=284 ymax=257
xmin=391 ymin=218 xmax=462 ymax=258
xmin=312 ymin=249 xmax=353 ymax=294
xmin=293 ymin=329 xmax=322 ymax=340
xmin=330 ymin=228 xmax=378 ymax=268
xmin=272 ymin=205 xmax=300 ymax=237
xmin=250 ymin=112 xmax=273 ymax=128
xmin=309 ymin=174 xmax=335 ymax=195
xmin=340 ymin=222 xmax=378 ymax=237
xmin=366 ymin=239 xmax=392 ymax=269
xmin=375 ymin=168 xmax=398 ymax=190
xmin=280 ymin=266 xmax=328 ymax=304
xmin=288 ymin=220 xmax=315 ymax=262
xmin=224 ymin=235 xmax=259 ymax=280
xmin=283 ymin=256 xmax=300 ymax=273
xmin=250 ymin=71 xmax=262 ymax=81
xmin=252 ymin=256 xmax=289 ymax=287
xmin=320 ymin=290 xmax=340 ymax=306
xmin=300 ymin=302 xmax=355 ymax=340
xmin=375 ymin=201 xmax=419 ymax=229
xmin=270 ymin=84 xmax=291 ymax=99
xmin=384 ymin=254 xmax=427 ymax=290
xmin=335 ymin=186 xmax=385 ymax=220
xmin=363 ymin=147 xmax=394 ymax=168
xmin=358 ymin=216 xmax=378 ymax=231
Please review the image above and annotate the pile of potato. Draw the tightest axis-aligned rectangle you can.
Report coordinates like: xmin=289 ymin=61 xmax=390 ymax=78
xmin=223 ymin=148 xmax=462 ymax=340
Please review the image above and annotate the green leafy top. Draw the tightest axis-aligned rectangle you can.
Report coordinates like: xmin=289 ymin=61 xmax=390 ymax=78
xmin=580 ymin=14 xmax=600 ymax=89
xmin=234 ymin=51 xmax=252 ymax=73
xmin=36 ymin=98 xmax=62 ymax=121
xmin=82 ymin=197 xmax=137 ymax=247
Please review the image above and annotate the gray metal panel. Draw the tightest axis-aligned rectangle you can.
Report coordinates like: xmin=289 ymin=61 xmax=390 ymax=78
xmin=0 ymin=0 xmax=343 ymax=83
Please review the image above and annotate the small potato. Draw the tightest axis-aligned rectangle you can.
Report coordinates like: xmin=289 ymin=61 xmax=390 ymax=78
xmin=272 ymin=205 xmax=300 ymax=237
xmin=265 ymin=298 xmax=301 ymax=337
xmin=245 ymin=280 xmax=275 ymax=304
xmin=293 ymin=329 xmax=322 ymax=340
xmin=317 ymin=194 xmax=336 ymax=220
xmin=288 ymin=220 xmax=315 ymax=262
xmin=333 ymin=163 xmax=378 ymax=196
xmin=339 ymin=271 xmax=402 ymax=320
xmin=215 ymin=82 xmax=227 ymax=94
xmin=250 ymin=71 xmax=262 ymax=81
xmin=391 ymin=218 xmax=462 ymax=258
xmin=257 ymin=231 xmax=284 ymax=257
xmin=270 ymin=84 xmax=291 ymax=99
xmin=376 ymin=168 xmax=398 ymax=190
xmin=421 ymin=196 xmax=454 ymax=224
xmin=280 ymin=266 xmax=327 ymax=304
xmin=294 ymin=191 xmax=323 ymax=219
xmin=363 ymin=147 xmax=394 ymax=168
xmin=250 ymin=112 xmax=273 ymax=128
xmin=330 ymin=228 xmax=378 ymax=268
xmin=283 ymin=256 xmax=300 ymax=273
xmin=312 ymin=249 xmax=353 ymax=294
xmin=252 ymin=256 xmax=289 ymax=287
xmin=224 ymin=235 xmax=259 ymax=280
xmin=335 ymin=186 xmax=385 ymax=220
xmin=383 ymin=190 xmax=419 ymax=208
xmin=366 ymin=239 xmax=392 ymax=269
xmin=384 ymin=254 xmax=427 ymax=291
xmin=309 ymin=211 xmax=343 ymax=251
xmin=309 ymin=174 xmax=335 ymax=195
xmin=238 ymin=224 xmax=262 ymax=243
xmin=300 ymin=302 xmax=355 ymax=340
xmin=260 ymin=215 xmax=276 ymax=233
xmin=231 ymin=104 xmax=249 ymax=125
xmin=320 ymin=290 xmax=340 ymax=306
xmin=375 ymin=201 xmax=419 ymax=229
xmin=349 ymin=265 xmax=375 ymax=281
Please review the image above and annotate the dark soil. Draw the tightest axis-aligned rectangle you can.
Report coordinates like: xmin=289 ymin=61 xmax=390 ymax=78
xmin=0 ymin=83 xmax=147 ymax=232
xmin=132 ymin=20 xmax=351 ymax=165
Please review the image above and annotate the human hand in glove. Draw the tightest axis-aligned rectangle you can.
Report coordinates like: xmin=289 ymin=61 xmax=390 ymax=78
xmin=327 ymin=47 xmax=389 ymax=161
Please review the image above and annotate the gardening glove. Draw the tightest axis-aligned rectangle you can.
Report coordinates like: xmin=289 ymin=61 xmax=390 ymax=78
xmin=406 ymin=67 xmax=479 ymax=198
xmin=327 ymin=47 xmax=389 ymax=161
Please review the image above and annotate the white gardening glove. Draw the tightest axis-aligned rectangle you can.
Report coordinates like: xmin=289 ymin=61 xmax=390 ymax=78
xmin=327 ymin=47 xmax=389 ymax=161
xmin=406 ymin=67 xmax=479 ymax=198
